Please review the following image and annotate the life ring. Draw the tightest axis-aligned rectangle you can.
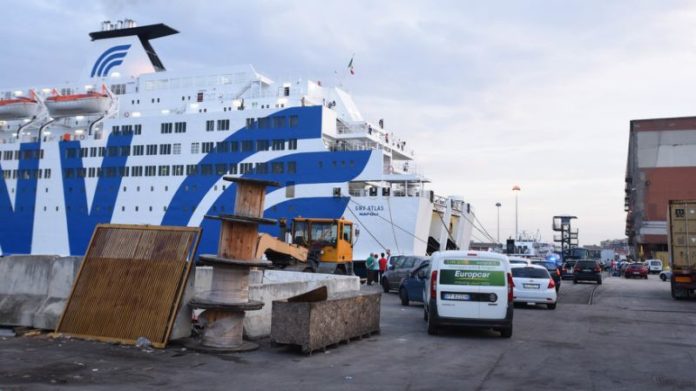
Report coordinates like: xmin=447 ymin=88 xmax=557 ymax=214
xmin=124 ymin=112 xmax=130 ymax=118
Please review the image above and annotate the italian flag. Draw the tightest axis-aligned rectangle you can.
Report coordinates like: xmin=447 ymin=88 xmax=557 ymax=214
xmin=348 ymin=56 xmax=355 ymax=75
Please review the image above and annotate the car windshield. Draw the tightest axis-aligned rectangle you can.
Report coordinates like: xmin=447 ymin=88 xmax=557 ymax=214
xmin=577 ymin=261 xmax=596 ymax=268
xmin=512 ymin=267 xmax=549 ymax=278
xmin=510 ymin=260 xmax=528 ymax=264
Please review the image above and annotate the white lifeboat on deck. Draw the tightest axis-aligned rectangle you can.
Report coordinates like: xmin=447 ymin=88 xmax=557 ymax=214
xmin=45 ymin=85 xmax=111 ymax=118
xmin=0 ymin=90 xmax=41 ymax=120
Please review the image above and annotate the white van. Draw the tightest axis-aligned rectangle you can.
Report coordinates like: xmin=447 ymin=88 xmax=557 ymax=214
xmin=423 ymin=250 xmax=513 ymax=338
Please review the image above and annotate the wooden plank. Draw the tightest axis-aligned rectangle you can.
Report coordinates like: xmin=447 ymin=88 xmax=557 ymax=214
xmin=56 ymin=224 xmax=201 ymax=348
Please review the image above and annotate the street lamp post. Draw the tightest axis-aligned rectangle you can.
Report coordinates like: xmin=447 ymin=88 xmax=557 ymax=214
xmin=512 ymin=185 xmax=521 ymax=240
xmin=495 ymin=202 xmax=501 ymax=243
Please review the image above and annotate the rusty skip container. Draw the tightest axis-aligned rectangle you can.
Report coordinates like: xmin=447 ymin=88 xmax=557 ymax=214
xmin=668 ymin=200 xmax=696 ymax=299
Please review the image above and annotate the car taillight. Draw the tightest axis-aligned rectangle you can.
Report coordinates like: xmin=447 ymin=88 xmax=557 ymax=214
xmin=548 ymin=279 xmax=555 ymax=289
xmin=430 ymin=270 xmax=438 ymax=302
xmin=574 ymin=266 xmax=581 ymax=272
xmin=594 ymin=267 xmax=600 ymax=272
xmin=507 ymin=273 xmax=514 ymax=302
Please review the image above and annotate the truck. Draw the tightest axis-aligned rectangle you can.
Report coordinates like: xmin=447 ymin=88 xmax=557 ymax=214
xmin=256 ymin=217 xmax=355 ymax=275
xmin=667 ymin=200 xmax=696 ymax=299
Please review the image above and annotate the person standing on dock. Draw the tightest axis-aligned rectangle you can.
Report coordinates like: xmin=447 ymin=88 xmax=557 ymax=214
xmin=378 ymin=253 xmax=388 ymax=283
xmin=366 ymin=253 xmax=376 ymax=285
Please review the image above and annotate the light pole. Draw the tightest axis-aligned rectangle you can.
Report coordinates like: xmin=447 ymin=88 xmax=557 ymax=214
xmin=512 ymin=185 xmax=521 ymax=240
xmin=495 ymin=202 xmax=501 ymax=243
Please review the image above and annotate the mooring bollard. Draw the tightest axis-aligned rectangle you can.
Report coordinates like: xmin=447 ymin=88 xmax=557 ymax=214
xmin=189 ymin=177 xmax=279 ymax=352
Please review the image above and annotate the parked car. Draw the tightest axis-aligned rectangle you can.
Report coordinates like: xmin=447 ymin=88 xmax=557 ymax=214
xmin=510 ymin=264 xmax=557 ymax=309
xmin=647 ymin=259 xmax=663 ymax=274
xmin=624 ymin=263 xmax=648 ymax=279
xmin=398 ymin=260 xmax=430 ymax=306
xmin=573 ymin=259 xmax=602 ymax=284
xmin=561 ymin=260 xmax=577 ymax=280
xmin=531 ymin=260 xmax=561 ymax=292
xmin=382 ymin=255 xmax=429 ymax=293
xmin=659 ymin=270 xmax=672 ymax=281
xmin=424 ymin=250 xmax=513 ymax=338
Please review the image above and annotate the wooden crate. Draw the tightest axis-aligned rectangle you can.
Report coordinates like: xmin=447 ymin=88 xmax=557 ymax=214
xmin=271 ymin=291 xmax=380 ymax=353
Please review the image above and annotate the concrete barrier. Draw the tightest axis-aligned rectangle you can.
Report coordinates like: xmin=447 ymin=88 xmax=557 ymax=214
xmin=194 ymin=267 xmax=361 ymax=338
xmin=0 ymin=255 xmax=82 ymax=330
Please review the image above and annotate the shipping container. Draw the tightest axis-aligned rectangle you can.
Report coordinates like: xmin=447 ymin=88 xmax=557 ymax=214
xmin=667 ymin=200 xmax=696 ymax=299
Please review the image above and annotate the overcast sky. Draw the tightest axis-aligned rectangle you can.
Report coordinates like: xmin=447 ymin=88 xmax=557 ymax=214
xmin=4 ymin=0 xmax=696 ymax=245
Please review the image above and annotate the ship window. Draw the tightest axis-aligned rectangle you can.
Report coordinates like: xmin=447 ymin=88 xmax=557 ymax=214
xmin=229 ymin=163 xmax=238 ymax=174
xmin=97 ymin=167 xmax=103 ymax=177
xmin=286 ymin=182 xmax=295 ymax=198
xmin=66 ymin=148 xmax=77 ymax=159
xmin=175 ymin=122 xmax=187 ymax=133
xmin=110 ymin=84 xmax=126 ymax=95
xmin=135 ymin=206 xmax=139 ymax=211
xmin=13 ymin=150 xmax=19 ymax=160
xmin=145 ymin=165 xmax=156 ymax=176
xmin=105 ymin=167 xmax=116 ymax=177
xmin=191 ymin=142 xmax=200 ymax=154
xmin=90 ymin=147 xmax=97 ymax=157
xmin=173 ymin=165 xmax=184 ymax=176
xmin=206 ymin=120 xmax=214 ymax=132
xmin=186 ymin=164 xmax=198 ymax=175
xmin=134 ymin=124 xmax=142 ymax=135
xmin=173 ymin=143 xmax=181 ymax=155
xmin=258 ymin=117 xmax=270 ymax=129
xmin=216 ymin=142 xmax=229 ymax=153
xmin=160 ymin=123 xmax=173 ymax=134
xmin=99 ymin=147 xmax=105 ymax=157
xmin=257 ymin=140 xmax=270 ymax=151
xmin=273 ymin=116 xmax=286 ymax=128
xmin=120 ymin=146 xmax=130 ymax=156
xmin=122 ymin=206 xmax=125 ymax=211
xmin=133 ymin=145 xmax=144 ymax=156
xmin=159 ymin=144 xmax=172 ymax=155
xmin=255 ymin=162 xmax=268 ymax=174
xmin=64 ymin=168 xmax=74 ymax=178
xmin=112 ymin=125 xmax=120 ymax=134
xmin=88 ymin=167 xmax=96 ymax=177
xmin=217 ymin=119 xmax=230 ymax=131
xmin=272 ymin=139 xmax=285 ymax=151
xmin=121 ymin=125 xmax=133 ymax=135
xmin=132 ymin=166 xmax=143 ymax=176
xmin=289 ymin=115 xmax=299 ymax=128
xmin=287 ymin=161 xmax=297 ymax=174
xmin=146 ymin=145 xmax=157 ymax=155
xmin=215 ymin=164 xmax=227 ymax=175
xmin=158 ymin=165 xmax=170 ymax=176
xmin=78 ymin=168 xmax=87 ymax=178
xmin=80 ymin=148 xmax=88 ymax=158
xmin=272 ymin=162 xmax=284 ymax=174
xmin=197 ymin=92 xmax=204 ymax=102
xmin=246 ymin=118 xmax=255 ymax=128
xmin=201 ymin=164 xmax=213 ymax=175
xmin=108 ymin=147 xmax=118 ymax=157
xmin=288 ymin=139 xmax=298 ymax=150
xmin=40 ymin=150 xmax=44 ymax=159
xmin=202 ymin=142 xmax=214 ymax=153
xmin=230 ymin=141 xmax=239 ymax=152
xmin=240 ymin=163 xmax=253 ymax=174
xmin=241 ymin=140 xmax=253 ymax=152
xmin=119 ymin=167 xmax=129 ymax=177
xmin=157 ymin=98 xmax=160 ymax=103
xmin=318 ymin=161 xmax=323 ymax=169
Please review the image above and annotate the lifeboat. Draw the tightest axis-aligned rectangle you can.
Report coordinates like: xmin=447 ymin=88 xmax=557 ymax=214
xmin=0 ymin=92 xmax=41 ymax=120
xmin=45 ymin=86 xmax=111 ymax=117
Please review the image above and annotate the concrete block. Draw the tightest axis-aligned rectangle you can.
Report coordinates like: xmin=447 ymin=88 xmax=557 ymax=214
xmin=0 ymin=255 xmax=58 ymax=327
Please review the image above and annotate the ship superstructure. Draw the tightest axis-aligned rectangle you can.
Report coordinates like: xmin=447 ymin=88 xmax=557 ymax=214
xmin=0 ymin=20 xmax=473 ymax=258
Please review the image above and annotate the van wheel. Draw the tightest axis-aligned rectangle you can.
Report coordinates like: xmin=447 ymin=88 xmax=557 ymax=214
xmin=399 ymin=287 xmax=409 ymax=306
xmin=548 ymin=303 xmax=557 ymax=310
xmin=427 ymin=308 xmax=438 ymax=335
xmin=573 ymin=279 xmax=577 ymax=284
xmin=381 ymin=279 xmax=390 ymax=293
xmin=500 ymin=327 xmax=513 ymax=338
xmin=597 ymin=278 xmax=602 ymax=285
xmin=660 ymin=274 xmax=667 ymax=281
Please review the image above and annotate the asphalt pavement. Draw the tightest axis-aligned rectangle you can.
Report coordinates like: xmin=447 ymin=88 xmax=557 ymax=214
xmin=1 ymin=272 xmax=695 ymax=390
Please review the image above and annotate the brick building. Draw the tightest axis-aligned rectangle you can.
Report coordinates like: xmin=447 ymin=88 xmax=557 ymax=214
xmin=625 ymin=116 xmax=696 ymax=260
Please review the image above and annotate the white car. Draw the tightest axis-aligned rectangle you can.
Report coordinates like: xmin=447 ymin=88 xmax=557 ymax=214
xmin=424 ymin=250 xmax=513 ymax=338
xmin=510 ymin=264 xmax=558 ymax=310
xmin=508 ymin=256 xmax=533 ymax=266
xmin=647 ymin=259 xmax=663 ymax=274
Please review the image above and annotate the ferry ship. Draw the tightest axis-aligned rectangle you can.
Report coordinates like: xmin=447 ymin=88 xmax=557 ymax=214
xmin=0 ymin=20 xmax=474 ymax=259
